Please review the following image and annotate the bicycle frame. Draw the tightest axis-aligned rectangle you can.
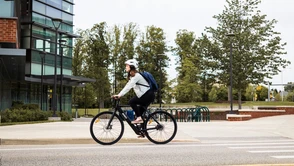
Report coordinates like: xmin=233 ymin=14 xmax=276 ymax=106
xmin=107 ymin=99 xmax=143 ymax=136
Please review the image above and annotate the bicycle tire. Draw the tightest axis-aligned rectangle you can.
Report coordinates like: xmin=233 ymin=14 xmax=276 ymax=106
xmin=144 ymin=111 xmax=177 ymax=144
xmin=90 ymin=111 xmax=124 ymax=145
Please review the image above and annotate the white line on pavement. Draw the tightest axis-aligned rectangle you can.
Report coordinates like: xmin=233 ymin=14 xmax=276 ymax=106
xmin=215 ymin=142 xmax=294 ymax=146
xmin=271 ymin=155 xmax=294 ymax=159
xmin=248 ymin=150 xmax=294 ymax=153
xmin=229 ymin=146 xmax=294 ymax=149
xmin=202 ymin=140 xmax=294 ymax=143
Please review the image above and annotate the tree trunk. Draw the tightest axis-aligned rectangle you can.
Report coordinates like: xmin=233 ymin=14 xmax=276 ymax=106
xmin=238 ymin=90 xmax=242 ymax=109
xmin=228 ymin=86 xmax=231 ymax=101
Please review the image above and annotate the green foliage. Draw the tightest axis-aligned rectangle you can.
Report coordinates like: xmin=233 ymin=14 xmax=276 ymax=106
xmin=274 ymin=93 xmax=282 ymax=101
xmin=284 ymin=82 xmax=294 ymax=92
xmin=286 ymin=92 xmax=294 ymax=102
xmin=56 ymin=111 xmax=72 ymax=121
xmin=173 ymin=30 xmax=203 ymax=102
xmin=205 ymin=0 xmax=290 ymax=106
xmin=244 ymin=84 xmax=257 ymax=101
xmin=255 ymin=85 xmax=268 ymax=101
xmin=136 ymin=25 xmax=169 ymax=104
xmin=208 ymin=85 xmax=228 ymax=102
xmin=0 ymin=109 xmax=51 ymax=123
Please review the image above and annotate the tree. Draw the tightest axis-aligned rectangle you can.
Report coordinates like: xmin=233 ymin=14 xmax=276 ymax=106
xmin=173 ymin=30 xmax=202 ymax=102
xmin=107 ymin=25 xmax=122 ymax=95
xmin=244 ymin=84 xmax=257 ymax=101
xmin=284 ymin=82 xmax=294 ymax=92
xmin=85 ymin=22 xmax=111 ymax=108
xmin=208 ymin=85 xmax=228 ymax=102
xmin=115 ymin=23 xmax=139 ymax=104
xmin=205 ymin=0 xmax=290 ymax=108
xmin=136 ymin=25 xmax=169 ymax=104
xmin=255 ymin=85 xmax=268 ymax=101
xmin=72 ymin=29 xmax=87 ymax=107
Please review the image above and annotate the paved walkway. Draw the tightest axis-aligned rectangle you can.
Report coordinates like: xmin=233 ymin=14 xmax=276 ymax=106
xmin=0 ymin=115 xmax=293 ymax=145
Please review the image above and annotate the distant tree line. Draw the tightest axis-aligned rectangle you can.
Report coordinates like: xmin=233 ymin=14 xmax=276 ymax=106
xmin=72 ymin=0 xmax=290 ymax=108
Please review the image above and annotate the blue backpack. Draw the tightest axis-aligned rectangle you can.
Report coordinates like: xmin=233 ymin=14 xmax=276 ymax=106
xmin=137 ymin=71 xmax=159 ymax=92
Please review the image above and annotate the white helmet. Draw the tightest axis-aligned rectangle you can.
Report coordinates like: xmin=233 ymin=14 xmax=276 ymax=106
xmin=125 ymin=59 xmax=138 ymax=69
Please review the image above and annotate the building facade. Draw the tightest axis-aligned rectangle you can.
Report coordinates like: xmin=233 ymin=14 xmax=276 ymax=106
xmin=0 ymin=0 xmax=94 ymax=112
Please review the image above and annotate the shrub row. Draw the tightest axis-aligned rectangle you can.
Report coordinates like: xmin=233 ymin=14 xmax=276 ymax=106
xmin=0 ymin=101 xmax=73 ymax=122
xmin=0 ymin=109 xmax=51 ymax=123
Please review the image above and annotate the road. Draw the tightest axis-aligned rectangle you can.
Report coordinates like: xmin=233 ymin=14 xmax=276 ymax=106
xmin=1 ymin=137 xmax=294 ymax=166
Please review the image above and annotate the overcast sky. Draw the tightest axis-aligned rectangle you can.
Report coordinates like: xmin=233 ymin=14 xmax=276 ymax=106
xmin=74 ymin=0 xmax=294 ymax=89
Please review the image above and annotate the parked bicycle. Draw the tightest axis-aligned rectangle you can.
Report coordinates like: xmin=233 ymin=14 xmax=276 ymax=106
xmin=90 ymin=98 xmax=177 ymax=145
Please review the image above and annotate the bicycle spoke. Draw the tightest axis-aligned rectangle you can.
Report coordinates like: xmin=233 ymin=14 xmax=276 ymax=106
xmin=90 ymin=112 xmax=124 ymax=145
xmin=144 ymin=111 xmax=177 ymax=144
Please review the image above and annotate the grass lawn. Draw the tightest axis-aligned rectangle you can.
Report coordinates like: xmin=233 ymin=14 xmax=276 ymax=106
xmin=150 ymin=101 xmax=294 ymax=108
xmin=72 ymin=108 xmax=109 ymax=117
xmin=73 ymin=101 xmax=294 ymax=115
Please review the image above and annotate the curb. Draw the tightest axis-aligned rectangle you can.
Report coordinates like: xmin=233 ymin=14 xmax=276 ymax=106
xmin=0 ymin=138 xmax=199 ymax=145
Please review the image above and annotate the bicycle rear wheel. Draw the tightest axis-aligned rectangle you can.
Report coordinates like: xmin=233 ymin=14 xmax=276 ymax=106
xmin=90 ymin=111 xmax=124 ymax=145
xmin=144 ymin=111 xmax=177 ymax=144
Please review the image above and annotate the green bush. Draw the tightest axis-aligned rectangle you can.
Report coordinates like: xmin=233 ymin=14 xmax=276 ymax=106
xmin=11 ymin=101 xmax=39 ymax=110
xmin=57 ymin=111 xmax=72 ymax=121
xmin=0 ymin=108 xmax=51 ymax=123
xmin=22 ymin=104 xmax=39 ymax=110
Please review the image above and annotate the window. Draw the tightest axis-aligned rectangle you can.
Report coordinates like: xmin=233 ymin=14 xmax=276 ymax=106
xmin=0 ymin=0 xmax=14 ymax=17
xmin=46 ymin=5 xmax=61 ymax=19
xmin=61 ymin=23 xmax=73 ymax=33
xmin=33 ymin=0 xmax=46 ymax=15
xmin=32 ymin=12 xmax=46 ymax=25
xmin=62 ymin=1 xmax=73 ymax=14
xmin=62 ymin=12 xmax=73 ymax=25
xmin=47 ymin=0 xmax=61 ymax=9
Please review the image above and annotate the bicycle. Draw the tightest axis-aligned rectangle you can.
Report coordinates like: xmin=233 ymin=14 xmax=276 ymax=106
xmin=90 ymin=98 xmax=177 ymax=145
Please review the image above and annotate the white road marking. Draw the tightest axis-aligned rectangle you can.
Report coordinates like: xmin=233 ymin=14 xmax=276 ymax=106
xmin=229 ymin=146 xmax=294 ymax=149
xmin=215 ymin=142 xmax=294 ymax=146
xmin=248 ymin=150 xmax=294 ymax=153
xmin=271 ymin=155 xmax=294 ymax=159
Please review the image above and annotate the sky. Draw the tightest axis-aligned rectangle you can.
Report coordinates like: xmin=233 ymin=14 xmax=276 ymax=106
xmin=73 ymin=0 xmax=294 ymax=89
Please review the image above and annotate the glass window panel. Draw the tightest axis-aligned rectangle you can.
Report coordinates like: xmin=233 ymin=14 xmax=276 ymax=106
xmin=65 ymin=0 xmax=73 ymax=3
xmin=47 ymin=0 xmax=61 ymax=9
xmin=45 ymin=17 xmax=54 ymax=28
xmin=0 ymin=1 xmax=14 ymax=17
xmin=32 ymin=0 xmax=45 ymax=15
xmin=62 ymin=12 xmax=73 ymax=25
xmin=32 ymin=12 xmax=46 ymax=25
xmin=63 ymin=57 xmax=72 ymax=69
xmin=62 ymin=1 xmax=73 ymax=13
xmin=32 ymin=26 xmax=45 ymax=38
xmin=31 ymin=38 xmax=44 ymax=51
xmin=46 ymin=6 xmax=61 ymax=19
xmin=63 ymin=68 xmax=72 ymax=75
xmin=61 ymin=23 xmax=73 ymax=33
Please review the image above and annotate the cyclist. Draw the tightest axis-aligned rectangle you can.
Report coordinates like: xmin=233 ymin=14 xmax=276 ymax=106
xmin=112 ymin=59 xmax=155 ymax=124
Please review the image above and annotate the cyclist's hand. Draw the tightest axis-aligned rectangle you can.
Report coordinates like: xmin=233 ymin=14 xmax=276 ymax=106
xmin=111 ymin=95 xmax=120 ymax=99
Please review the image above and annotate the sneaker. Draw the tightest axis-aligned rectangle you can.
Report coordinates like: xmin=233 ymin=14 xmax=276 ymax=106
xmin=131 ymin=119 xmax=143 ymax=124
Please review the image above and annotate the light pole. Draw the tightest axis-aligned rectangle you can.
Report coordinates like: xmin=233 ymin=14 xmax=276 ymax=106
xmin=40 ymin=51 xmax=46 ymax=110
xmin=51 ymin=18 xmax=62 ymax=116
xmin=226 ymin=33 xmax=235 ymax=114
xmin=59 ymin=39 xmax=66 ymax=112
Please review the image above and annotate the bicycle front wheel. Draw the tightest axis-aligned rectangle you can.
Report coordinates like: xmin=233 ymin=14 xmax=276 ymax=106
xmin=90 ymin=111 xmax=124 ymax=145
xmin=144 ymin=111 xmax=177 ymax=144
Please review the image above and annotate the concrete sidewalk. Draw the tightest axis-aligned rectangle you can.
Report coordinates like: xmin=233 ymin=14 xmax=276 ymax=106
xmin=0 ymin=115 xmax=293 ymax=145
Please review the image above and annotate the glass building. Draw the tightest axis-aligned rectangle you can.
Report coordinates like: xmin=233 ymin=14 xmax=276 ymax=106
xmin=0 ymin=0 xmax=94 ymax=112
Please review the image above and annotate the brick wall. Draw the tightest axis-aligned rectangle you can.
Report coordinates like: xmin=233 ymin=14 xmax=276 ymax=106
xmin=0 ymin=17 xmax=18 ymax=47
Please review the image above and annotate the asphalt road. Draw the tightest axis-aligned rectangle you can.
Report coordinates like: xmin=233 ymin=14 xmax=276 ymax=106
xmin=1 ymin=137 xmax=294 ymax=166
